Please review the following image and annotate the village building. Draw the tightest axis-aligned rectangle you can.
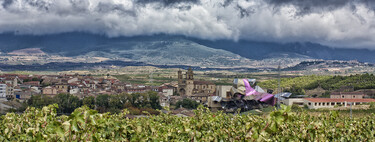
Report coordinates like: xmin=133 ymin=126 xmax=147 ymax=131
xmin=42 ymin=86 xmax=58 ymax=95
xmin=162 ymin=88 xmax=174 ymax=96
xmin=69 ymin=87 xmax=80 ymax=94
xmin=330 ymin=92 xmax=365 ymax=99
xmin=188 ymin=93 xmax=209 ymax=103
xmin=215 ymin=85 xmax=232 ymax=98
xmin=0 ymin=83 xmax=6 ymax=98
xmin=6 ymin=84 xmax=14 ymax=96
xmin=4 ymin=77 xmax=20 ymax=87
xmin=30 ymin=87 xmax=41 ymax=94
xmin=23 ymin=81 xmax=41 ymax=87
xmin=304 ymin=98 xmax=375 ymax=109
xmin=158 ymin=94 xmax=170 ymax=107
xmin=55 ymin=84 xmax=69 ymax=94
xmin=282 ymin=98 xmax=305 ymax=107
xmin=177 ymin=68 xmax=216 ymax=97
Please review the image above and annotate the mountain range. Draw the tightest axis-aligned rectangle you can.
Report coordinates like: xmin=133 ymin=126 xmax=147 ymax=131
xmin=0 ymin=32 xmax=374 ymax=69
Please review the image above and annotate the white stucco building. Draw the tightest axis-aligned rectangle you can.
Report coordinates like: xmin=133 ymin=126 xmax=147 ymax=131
xmin=0 ymin=83 xmax=6 ymax=98
xmin=304 ymin=98 xmax=375 ymax=109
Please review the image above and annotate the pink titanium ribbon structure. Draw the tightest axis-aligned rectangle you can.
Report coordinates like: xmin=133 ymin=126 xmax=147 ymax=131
xmin=243 ymin=79 xmax=257 ymax=96
xmin=242 ymin=79 xmax=276 ymax=106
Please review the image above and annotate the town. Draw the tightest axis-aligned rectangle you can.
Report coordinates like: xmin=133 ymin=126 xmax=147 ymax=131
xmin=1 ymin=67 xmax=375 ymax=114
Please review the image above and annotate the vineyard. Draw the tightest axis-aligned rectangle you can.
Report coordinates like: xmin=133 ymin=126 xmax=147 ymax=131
xmin=258 ymin=74 xmax=375 ymax=96
xmin=1 ymin=104 xmax=374 ymax=141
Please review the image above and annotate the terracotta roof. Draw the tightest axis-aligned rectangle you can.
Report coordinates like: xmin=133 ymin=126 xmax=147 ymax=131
xmin=304 ymin=98 xmax=375 ymax=103
xmin=331 ymin=92 xmax=364 ymax=95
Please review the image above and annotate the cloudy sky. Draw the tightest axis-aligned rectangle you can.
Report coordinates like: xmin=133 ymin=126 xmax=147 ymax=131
xmin=1 ymin=0 xmax=375 ymax=48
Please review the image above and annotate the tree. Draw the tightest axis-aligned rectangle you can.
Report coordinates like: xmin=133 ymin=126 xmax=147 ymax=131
xmin=175 ymin=98 xmax=199 ymax=109
xmin=32 ymin=78 xmax=39 ymax=81
xmin=108 ymin=95 xmax=123 ymax=112
xmin=129 ymin=93 xmax=141 ymax=108
xmin=82 ymin=96 xmax=96 ymax=109
xmin=27 ymin=94 xmax=55 ymax=108
xmin=96 ymin=94 xmax=110 ymax=112
xmin=148 ymin=91 xmax=161 ymax=109
xmin=55 ymin=94 xmax=82 ymax=114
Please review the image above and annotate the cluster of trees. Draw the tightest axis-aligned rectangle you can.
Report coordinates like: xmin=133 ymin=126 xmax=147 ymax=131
xmin=175 ymin=98 xmax=200 ymax=109
xmin=23 ymin=91 xmax=162 ymax=114
xmin=22 ymin=77 xmax=40 ymax=83
xmin=319 ymin=74 xmax=375 ymax=91
xmin=259 ymin=74 xmax=375 ymax=96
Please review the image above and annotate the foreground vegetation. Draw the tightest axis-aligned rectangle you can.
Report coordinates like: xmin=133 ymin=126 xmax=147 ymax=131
xmin=1 ymin=105 xmax=374 ymax=141
xmin=16 ymin=92 xmax=162 ymax=115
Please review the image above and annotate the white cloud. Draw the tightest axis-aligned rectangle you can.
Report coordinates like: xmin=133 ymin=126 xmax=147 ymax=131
xmin=1 ymin=0 xmax=375 ymax=48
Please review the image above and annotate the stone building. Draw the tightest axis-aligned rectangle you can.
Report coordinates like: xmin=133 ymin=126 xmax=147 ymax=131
xmin=177 ymin=68 xmax=216 ymax=97
xmin=55 ymin=84 xmax=69 ymax=94
xmin=42 ymin=86 xmax=58 ymax=95
xmin=330 ymin=92 xmax=365 ymax=99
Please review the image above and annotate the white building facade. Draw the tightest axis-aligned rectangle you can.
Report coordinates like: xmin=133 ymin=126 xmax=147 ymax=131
xmin=0 ymin=84 xmax=6 ymax=98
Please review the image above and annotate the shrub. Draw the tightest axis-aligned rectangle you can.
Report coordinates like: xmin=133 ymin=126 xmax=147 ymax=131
xmin=128 ymin=107 xmax=141 ymax=115
xmin=140 ymin=108 xmax=160 ymax=115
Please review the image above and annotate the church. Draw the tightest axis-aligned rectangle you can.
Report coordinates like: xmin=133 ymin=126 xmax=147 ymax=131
xmin=177 ymin=68 xmax=216 ymax=101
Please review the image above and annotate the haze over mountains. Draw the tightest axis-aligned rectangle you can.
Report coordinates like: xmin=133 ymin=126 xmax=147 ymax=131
xmin=0 ymin=32 xmax=374 ymax=69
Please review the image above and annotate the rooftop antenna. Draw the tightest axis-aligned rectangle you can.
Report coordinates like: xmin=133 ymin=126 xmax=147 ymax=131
xmin=277 ymin=62 xmax=281 ymax=109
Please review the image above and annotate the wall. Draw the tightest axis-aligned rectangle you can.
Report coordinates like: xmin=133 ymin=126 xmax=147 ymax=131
xmin=215 ymin=85 xmax=232 ymax=98
xmin=162 ymin=89 xmax=173 ymax=96
xmin=282 ymin=98 xmax=305 ymax=106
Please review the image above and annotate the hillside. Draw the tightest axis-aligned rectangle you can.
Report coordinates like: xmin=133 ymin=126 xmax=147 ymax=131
xmin=258 ymin=74 xmax=375 ymax=97
xmin=8 ymin=48 xmax=46 ymax=56
xmin=0 ymin=33 xmax=375 ymax=68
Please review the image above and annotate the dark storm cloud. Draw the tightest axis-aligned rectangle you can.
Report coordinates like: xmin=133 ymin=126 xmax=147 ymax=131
xmin=266 ymin=0 xmax=350 ymax=9
xmin=134 ymin=0 xmax=200 ymax=7
xmin=95 ymin=2 xmax=137 ymax=16
xmin=2 ymin=0 xmax=13 ymax=8
xmin=0 ymin=0 xmax=375 ymax=48
xmin=222 ymin=0 xmax=234 ymax=7
xmin=236 ymin=4 xmax=255 ymax=18
xmin=266 ymin=0 xmax=375 ymax=15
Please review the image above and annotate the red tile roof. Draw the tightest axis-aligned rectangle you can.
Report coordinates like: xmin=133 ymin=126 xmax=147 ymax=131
xmin=331 ymin=92 xmax=364 ymax=95
xmin=304 ymin=98 xmax=375 ymax=103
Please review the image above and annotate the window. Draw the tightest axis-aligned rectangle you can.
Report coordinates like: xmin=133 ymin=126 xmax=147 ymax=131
xmin=331 ymin=102 xmax=334 ymax=105
xmin=308 ymin=103 xmax=311 ymax=106
xmin=315 ymin=103 xmax=317 ymax=106
xmin=342 ymin=95 xmax=345 ymax=98
xmin=353 ymin=96 xmax=355 ymax=98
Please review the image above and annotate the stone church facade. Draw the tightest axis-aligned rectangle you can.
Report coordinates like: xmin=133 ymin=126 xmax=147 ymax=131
xmin=177 ymin=68 xmax=216 ymax=99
